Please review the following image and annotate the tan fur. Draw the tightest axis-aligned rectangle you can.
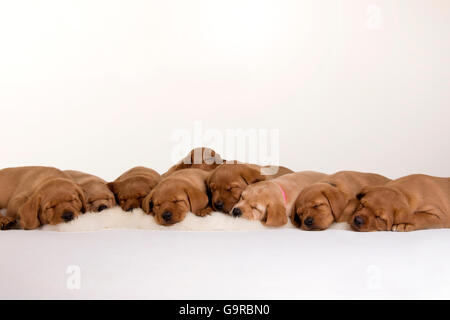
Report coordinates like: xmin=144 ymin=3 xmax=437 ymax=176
xmin=351 ymin=174 xmax=450 ymax=232
xmin=0 ymin=166 xmax=87 ymax=230
xmin=142 ymin=169 xmax=212 ymax=226
xmin=207 ymin=163 xmax=294 ymax=214
xmin=108 ymin=166 xmax=161 ymax=212
xmin=292 ymin=171 xmax=390 ymax=230
xmin=65 ymin=170 xmax=116 ymax=212
xmin=232 ymin=171 xmax=326 ymax=227
xmin=162 ymin=147 xmax=223 ymax=178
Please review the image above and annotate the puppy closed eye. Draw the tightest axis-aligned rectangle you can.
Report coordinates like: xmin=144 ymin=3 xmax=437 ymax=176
xmin=312 ymin=204 xmax=322 ymax=209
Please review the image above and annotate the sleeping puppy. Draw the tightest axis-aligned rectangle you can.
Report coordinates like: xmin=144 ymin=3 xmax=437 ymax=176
xmin=231 ymin=171 xmax=326 ymax=227
xmin=351 ymin=174 xmax=450 ymax=232
xmin=162 ymin=147 xmax=223 ymax=178
xmin=0 ymin=166 xmax=87 ymax=230
xmin=292 ymin=171 xmax=390 ymax=231
xmin=65 ymin=170 xmax=116 ymax=212
xmin=142 ymin=169 xmax=212 ymax=226
xmin=108 ymin=166 xmax=161 ymax=212
xmin=208 ymin=163 xmax=294 ymax=214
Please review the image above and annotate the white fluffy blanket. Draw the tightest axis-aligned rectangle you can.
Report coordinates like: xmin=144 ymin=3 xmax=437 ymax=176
xmin=41 ymin=207 xmax=351 ymax=232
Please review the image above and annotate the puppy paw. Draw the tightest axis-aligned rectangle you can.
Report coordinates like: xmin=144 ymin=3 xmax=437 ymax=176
xmin=195 ymin=207 xmax=213 ymax=217
xmin=392 ymin=223 xmax=414 ymax=232
xmin=0 ymin=216 xmax=16 ymax=230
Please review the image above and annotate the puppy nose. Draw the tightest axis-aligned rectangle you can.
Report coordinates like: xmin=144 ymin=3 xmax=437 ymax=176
xmin=232 ymin=207 xmax=242 ymax=217
xmin=126 ymin=207 xmax=134 ymax=212
xmin=98 ymin=205 xmax=108 ymax=212
xmin=62 ymin=211 xmax=74 ymax=222
xmin=304 ymin=217 xmax=314 ymax=227
xmin=162 ymin=211 xmax=172 ymax=222
xmin=214 ymin=200 xmax=224 ymax=211
xmin=353 ymin=216 xmax=365 ymax=227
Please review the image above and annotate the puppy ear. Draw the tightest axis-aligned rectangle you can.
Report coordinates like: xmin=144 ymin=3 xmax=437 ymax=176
xmin=74 ymin=184 xmax=87 ymax=213
xmin=142 ymin=190 xmax=154 ymax=215
xmin=185 ymin=185 xmax=209 ymax=214
xmin=107 ymin=182 xmax=120 ymax=203
xmin=107 ymin=182 xmax=116 ymax=193
xmin=340 ymin=198 xmax=360 ymax=222
xmin=240 ymin=166 xmax=266 ymax=185
xmin=290 ymin=203 xmax=302 ymax=228
xmin=18 ymin=194 xmax=42 ymax=230
xmin=392 ymin=193 xmax=413 ymax=225
xmin=322 ymin=184 xmax=348 ymax=221
xmin=263 ymin=201 xmax=287 ymax=227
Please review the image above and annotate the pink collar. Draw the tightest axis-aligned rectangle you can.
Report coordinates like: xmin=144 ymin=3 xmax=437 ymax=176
xmin=273 ymin=182 xmax=287 ymax=206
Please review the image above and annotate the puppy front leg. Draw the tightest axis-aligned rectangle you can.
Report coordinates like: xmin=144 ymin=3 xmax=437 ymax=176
xmin=392 ymin=206 xmax=445 ymax=232
xmin=0 ymin=216 xmax=16 ymax=230
xmin=194 ymin=206 xmax=213 ymax=217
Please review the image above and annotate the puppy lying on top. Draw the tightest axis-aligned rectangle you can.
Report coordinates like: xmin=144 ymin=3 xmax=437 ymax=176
xmin=351 ymin=174 xmax=450 ymax=232
xmin=142 ymin=169 xmax=212 ymax=226
xmin=162 ymin=147 xmax=223 ymax=178
xmin=65 ymin=170 xmax=116 ymax=213
xmin=207 ymin=163 xmax=294 ymax=214
xmin=108 ymin=166 xmax=161 ymax=212
xmin=0 ymin=166 xmax=87 ymax=230
xmin=291 ymin=171 xmax=390 ymax=231
xmin=231 ymin=171 xmax=326 ymax=227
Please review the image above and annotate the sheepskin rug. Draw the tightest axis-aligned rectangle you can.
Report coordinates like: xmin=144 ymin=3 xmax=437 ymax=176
xmin=40 ymin=207 xmax=351 ymax=232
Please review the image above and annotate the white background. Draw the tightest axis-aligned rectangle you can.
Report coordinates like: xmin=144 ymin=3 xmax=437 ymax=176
xmin=1 ymin=0 xmax=449 ymax=181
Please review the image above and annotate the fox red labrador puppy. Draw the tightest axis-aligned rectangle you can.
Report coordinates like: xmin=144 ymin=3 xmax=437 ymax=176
xmin=351 ymin=174 xmax=450 ymax=232
xmin=142 ymin=169 xmax=212 ymax=226
xmin=231 ymin=171 xmax=326 ymax=227
xmin=0 ymin=166 xmax=87 ymax=230
xmin=65 ymin=170 xmax=116 ymax=212
xmin=207 ymin=163 xmax=294 ymax=214
xmin=162 ymin=147 xmax=223 ymax=178
xmin=292 ymin=171 xmax=390 ymax=230
xmin=108 ymin=166 xmax=161 ymax=212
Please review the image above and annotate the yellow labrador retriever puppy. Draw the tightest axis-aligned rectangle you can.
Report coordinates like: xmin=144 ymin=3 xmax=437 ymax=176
xmin=292 ymin=171 xmax=390 ymax=230
xmin=142 ymin=169 xmax=212 ymax=226
xmin=162 ymin=147 xmax=223 ymax=178
xmin=65 ymin=170 xmax=116 ymax=212
xmin=231 ymin=171 xmax=326 ymax=227
xmin=351 ymin=174 xmax=450 ymax=232
xmin=0 ymin=166 xmax=87 ymax=230
xmin=207 ymin=163 xmax=294 ymax=214
xmin=108 ymin=166 xmax=161 ymax=212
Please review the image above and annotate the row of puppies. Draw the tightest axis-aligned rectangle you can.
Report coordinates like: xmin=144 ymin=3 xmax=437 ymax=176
xmin=0 ymin=147 xmax=448 ymax=232
xmin=0 ymin=148 xmax=223 ymax=230
xmin=210 ymin=164 xmax=449 ymax=232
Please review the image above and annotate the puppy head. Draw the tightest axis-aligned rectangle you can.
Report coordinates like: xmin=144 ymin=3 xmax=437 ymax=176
xmin=84 ymin=182 xmax=116 ymax=212
xmin=19 ymin=179 xmax=87 ymax=230
xmin=350 ymin=186 xmax=410 ymax=232
xmin=180 ymin=147 xmax=223 ymax=170
xmin=108 ymin=176 xmax=157 ymax=212
xmin=142 ymin=179 xmax=208 ymax=226
xmin=292 ymin=183 xmax=347 ymax=231
xmin=208 ymin=164 xmax=265 ymax=213
xmin=231 ymin=182 xmax=287 ymax=227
